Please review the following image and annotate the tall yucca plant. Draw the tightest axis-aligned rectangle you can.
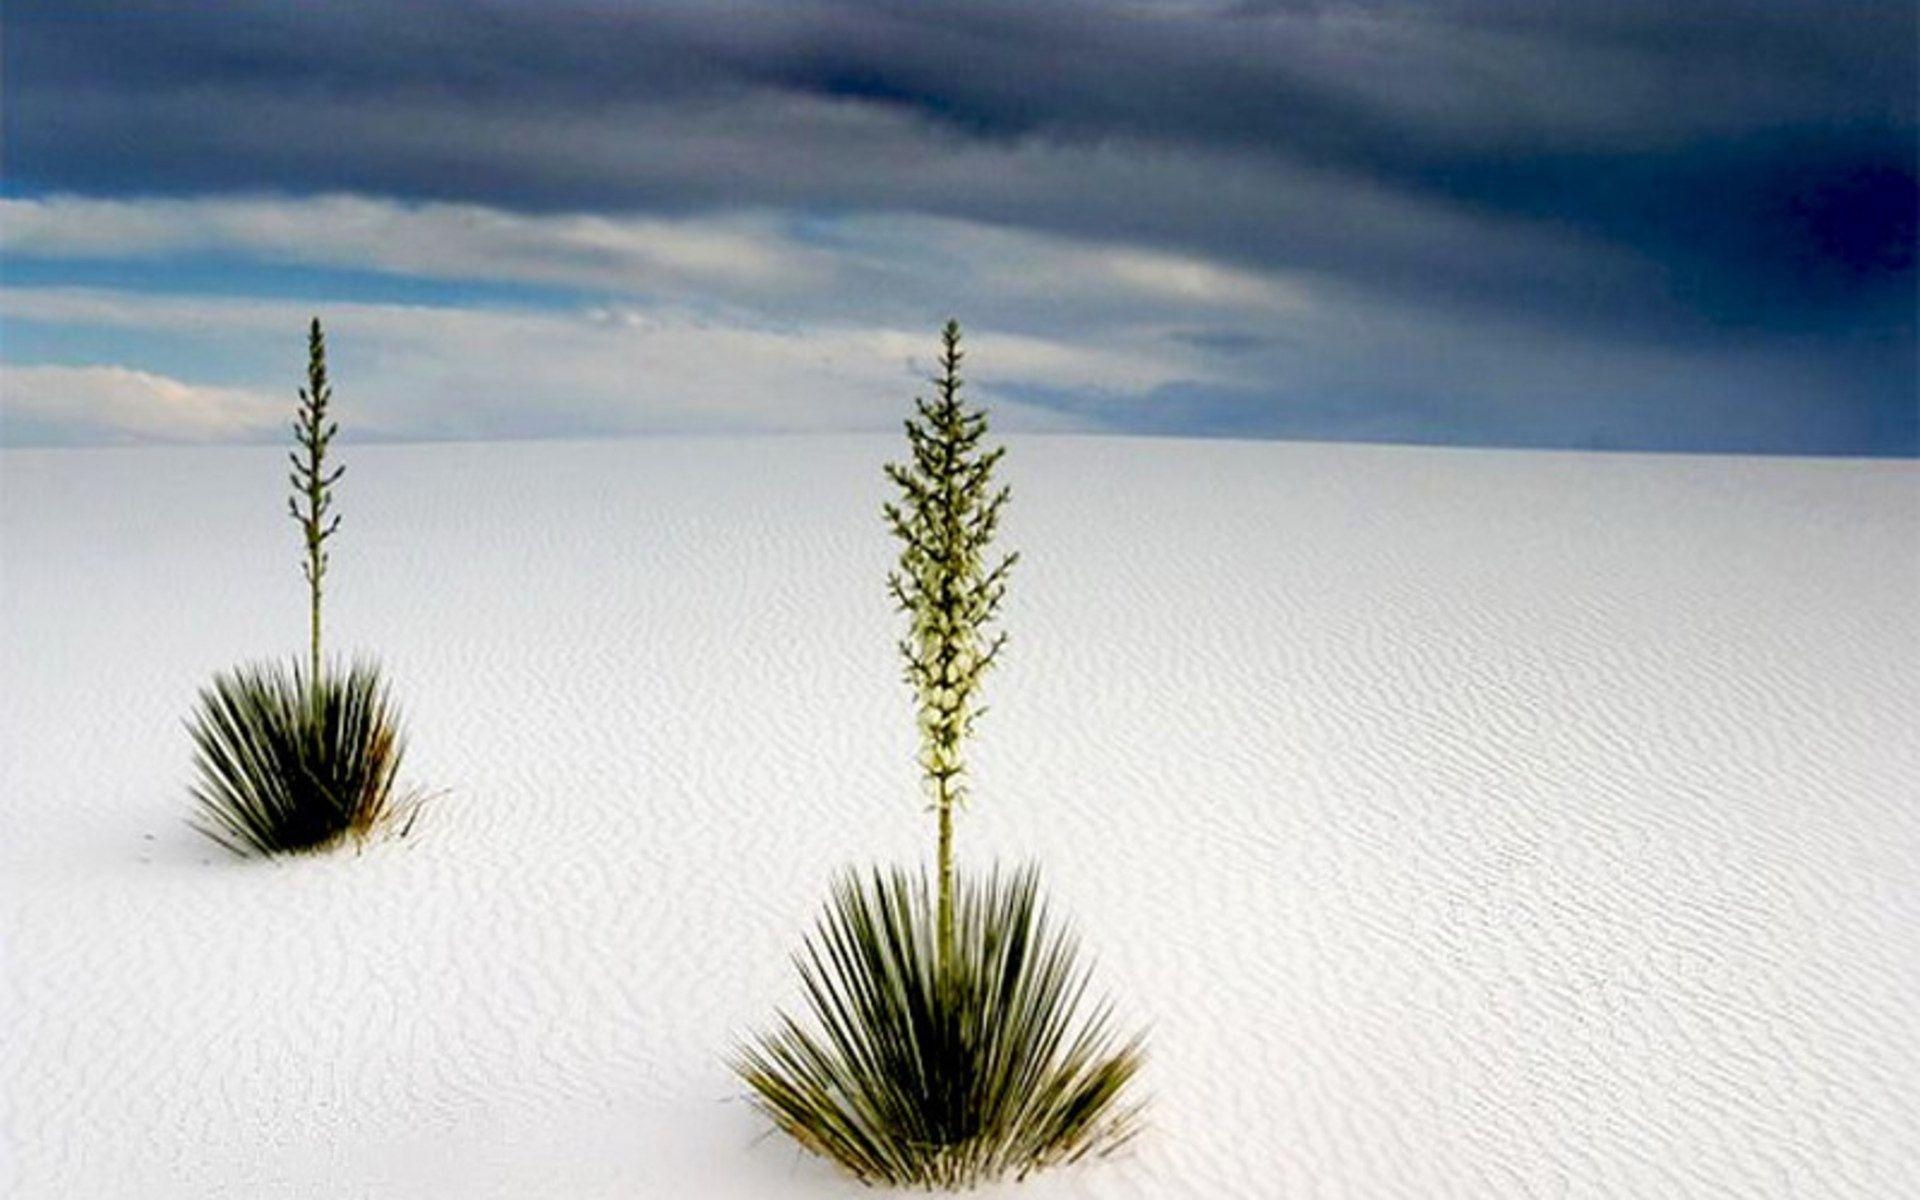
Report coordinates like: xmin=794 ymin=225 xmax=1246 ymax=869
xmin=186 ymin=318 xmax=416 ymax=855
xmin=739 ymin=321 xmax=1143 ymax=1188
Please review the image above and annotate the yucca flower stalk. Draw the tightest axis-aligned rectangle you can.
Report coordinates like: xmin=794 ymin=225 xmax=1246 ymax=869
xmin=289 ymin=317 xmax=342 ymax=685
xmin=883 ymin=319 xmax=1018 ymax=958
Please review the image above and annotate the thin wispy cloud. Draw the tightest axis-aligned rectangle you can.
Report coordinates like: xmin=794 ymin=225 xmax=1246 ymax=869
xmin=1 ymin=196 xmax=812 ymax=295
xmin=0 ymin=288 xmax=1150 ymax=442
xmin=0 ymin=195 xmax=1309 ymax=320
xmin=0 ymin=364 xmax=282 ymax=444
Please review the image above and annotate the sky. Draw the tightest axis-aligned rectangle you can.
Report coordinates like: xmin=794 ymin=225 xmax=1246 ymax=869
xmin=1 ymin=1 xmax=1914 ymax=454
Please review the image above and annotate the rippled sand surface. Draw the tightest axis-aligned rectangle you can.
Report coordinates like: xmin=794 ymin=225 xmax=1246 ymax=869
xmin=4 ymin=436 xmax=1915 ymax=1198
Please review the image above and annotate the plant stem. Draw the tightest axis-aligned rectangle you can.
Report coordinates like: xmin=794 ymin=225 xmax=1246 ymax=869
xmin=937 ymin=771 xmax=955 ymax=961
xmin=309 ymin=575 xmax=321 ymax=684
xmin=934 ymin=324 xmax=961 ymax=962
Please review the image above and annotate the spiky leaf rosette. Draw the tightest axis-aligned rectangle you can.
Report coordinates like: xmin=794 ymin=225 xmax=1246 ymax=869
xmin=736 ymin=865 xmax=1145 ymax=1188
xmin=187 ymin=658 xmax=412 ymax=856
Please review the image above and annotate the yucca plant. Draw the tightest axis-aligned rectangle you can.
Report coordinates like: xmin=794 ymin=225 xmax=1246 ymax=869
xmin=739 ymin=321 xmax=1144 ymax=1188
xmin=189 ymin=658 xmax=412 ymax=855
xmin=186 ymin=318 xmax=418 ymax=855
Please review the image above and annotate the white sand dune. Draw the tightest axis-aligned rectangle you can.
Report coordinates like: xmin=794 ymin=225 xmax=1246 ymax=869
xmin=2 ymin=435 xmax=1916 ymax=1198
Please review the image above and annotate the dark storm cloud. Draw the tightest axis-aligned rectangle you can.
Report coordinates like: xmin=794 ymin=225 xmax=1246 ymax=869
xmin=4 ymin=0 xmax=1915 ymax=450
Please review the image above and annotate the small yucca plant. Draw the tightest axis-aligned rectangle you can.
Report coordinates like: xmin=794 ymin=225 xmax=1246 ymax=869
xmin=740 ymin=321 xmax=1144 ymax=1188
xmin=737 ymin=866 xmax=1144 ymax=1189
xmin=188 ymin=658 xmax=413 ymax=855
xmin=186 ymin=318 xmax=420 ymax=855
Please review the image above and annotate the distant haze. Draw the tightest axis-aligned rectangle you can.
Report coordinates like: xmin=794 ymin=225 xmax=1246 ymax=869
xmin=1 ymin=1 xmax=1913 ymax=453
